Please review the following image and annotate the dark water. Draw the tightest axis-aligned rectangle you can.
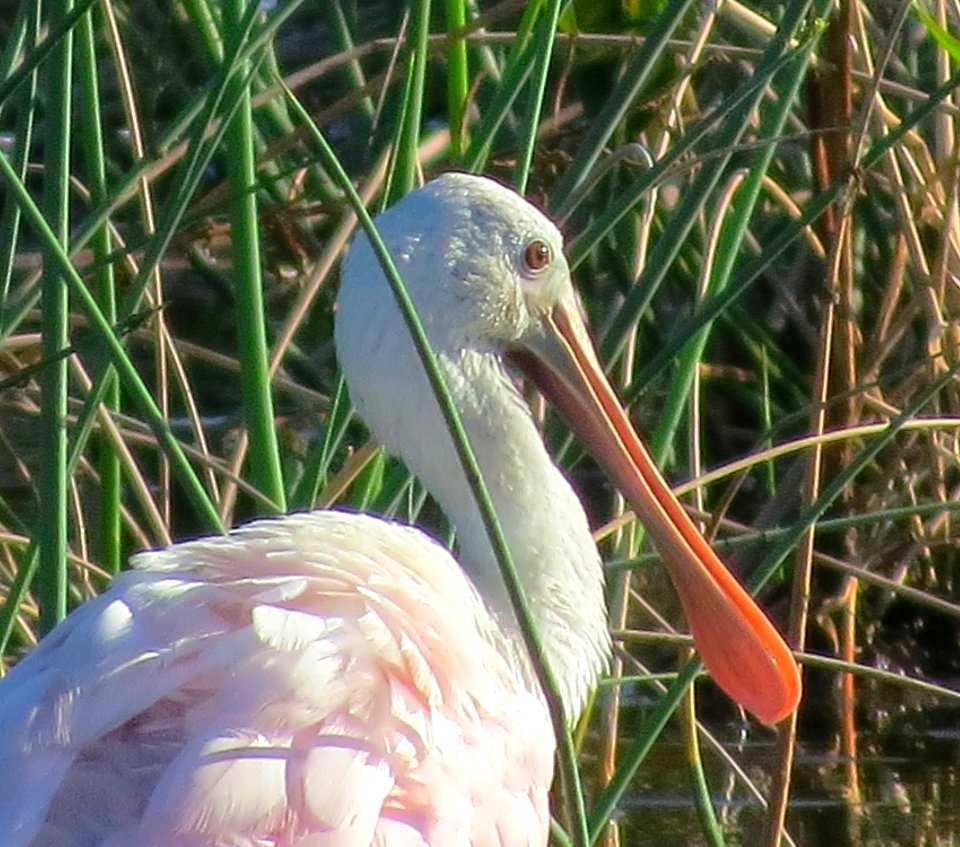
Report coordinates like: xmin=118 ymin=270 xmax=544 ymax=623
xmin=614 ymin=706 xmax=960 ymax=846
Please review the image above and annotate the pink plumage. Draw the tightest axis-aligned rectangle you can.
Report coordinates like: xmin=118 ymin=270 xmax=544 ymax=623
xmin=1 ymin=512 xmax=553 ymax=846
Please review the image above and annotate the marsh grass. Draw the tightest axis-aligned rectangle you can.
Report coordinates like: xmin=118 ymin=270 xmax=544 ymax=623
xmin=1 ymin=1 xmax=960 ymax=844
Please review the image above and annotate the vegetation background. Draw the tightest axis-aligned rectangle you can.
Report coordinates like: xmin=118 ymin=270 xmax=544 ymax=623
xmin=1 ymin=0 xmax=959 ymax=844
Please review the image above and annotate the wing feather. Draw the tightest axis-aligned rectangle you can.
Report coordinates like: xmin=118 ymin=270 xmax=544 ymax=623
xmin=0 ymin=511 xmax=553 ymax=847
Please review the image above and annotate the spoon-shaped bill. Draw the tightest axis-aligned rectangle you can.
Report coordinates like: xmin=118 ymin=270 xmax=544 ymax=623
xmin=510 ymin=301 xmax=801 ymax=726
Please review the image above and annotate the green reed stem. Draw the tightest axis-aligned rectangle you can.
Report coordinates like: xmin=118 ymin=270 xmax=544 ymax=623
xmin=461 ymin=2 xmax=540 ymax=172
xmin=0 ymin=3 xmax=39 ymax=328
xmin=551 ymin=0 xmax=697 ymax=213
xmin=38 ymin=0 xmax=74 ymax=632
xmin=223 ymin=0 xmax=286 ymax=513
xmin=390 ymin=0 xmax=431 ymax=201
xmin=513 ymin=0 xmax=563 ymax=194
xmin=445 ymin=0 xmax=469 ymax=154
xmin=77 ymin=2 xmax=122 ymax=573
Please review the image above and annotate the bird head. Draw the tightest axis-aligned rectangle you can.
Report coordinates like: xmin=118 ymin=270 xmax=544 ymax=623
xmin=341 ymin=172 xmax=584 ymax=355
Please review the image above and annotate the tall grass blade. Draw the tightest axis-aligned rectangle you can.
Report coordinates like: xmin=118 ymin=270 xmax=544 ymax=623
xmin=38 ymin=0 xmax=74 ymax=632
xmin=461 ymin=0 xmax=544 ymax=171
xmin=0 ymin=0 xmax=98 ymax=109
xmin=0 ymin=4 xmax=39 ymax=326
xmin=445 ymin=0 xmax=470 ymax=154
xmin=594 ymin=0 xmax=824 ymax=366
xmin=76 ymin=3 xmax=121 ymax=573
xmin=224 ymin=0 xmax=286 ymax=513
xmin=389 ymin=0 xmax=432 ymax=200
xmin=513 ymin=0 xmax=564 ymax=194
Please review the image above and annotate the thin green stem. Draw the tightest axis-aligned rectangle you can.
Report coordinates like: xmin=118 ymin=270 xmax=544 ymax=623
xmin=78 ymin=2 xmax=122 ymax=573
xmin=223 ymin=0 xmax=286 ymax=513
xmin=0 ymin=544 xmax=39 ymax=659
xmin=0 ymin=0 xmax=98 ymax=109
xmin=180 ymin=0 xmax=225 ymax=62
xmin=391 ymin=0 xmax=431 ymax=200
xmin=328 ymin=0 xmax=374 ymax=118
xmin=461 ymin=2 xmax=541 ymax=172
xmin=682 ymin=677 xmax=726 ymax=847
xmin=590 ymin=0 xmax=820 ymax=368
xmin=445 ymin=0 xmax=469 ymax=154
xmin=513 ymin=0 xmax=563 ymax=194
xmin=38 ymin=0 xmax=74 ymax=632
xmin=0 ymin=3 xmax=40 ymax=325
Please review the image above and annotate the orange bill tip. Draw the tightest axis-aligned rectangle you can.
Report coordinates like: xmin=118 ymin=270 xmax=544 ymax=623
xmin=514 ymin=302 xmax=802 ymax=724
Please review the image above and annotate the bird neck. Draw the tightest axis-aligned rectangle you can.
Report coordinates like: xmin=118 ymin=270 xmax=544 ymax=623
xmin=401 ymin=350 xmax=610 ymax=718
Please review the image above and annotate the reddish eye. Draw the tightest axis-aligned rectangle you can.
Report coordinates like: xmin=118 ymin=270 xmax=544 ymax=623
xmin=523 ymin=240 xmax=552 ymax=273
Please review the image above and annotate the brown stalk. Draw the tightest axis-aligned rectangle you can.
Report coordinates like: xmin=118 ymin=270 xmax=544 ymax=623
xmin=767 ymin=1 xmax=858 ymax=845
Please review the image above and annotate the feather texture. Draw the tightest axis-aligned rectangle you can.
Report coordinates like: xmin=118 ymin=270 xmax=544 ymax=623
xmin=0 ymin=512 xmax=553 ymax=847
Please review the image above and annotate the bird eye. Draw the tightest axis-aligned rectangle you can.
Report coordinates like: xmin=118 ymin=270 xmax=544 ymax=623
xmin=522 ymin=239 xmax=552 ymax=273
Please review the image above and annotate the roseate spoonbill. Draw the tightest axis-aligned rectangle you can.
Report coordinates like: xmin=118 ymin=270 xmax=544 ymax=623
xmin=0 ymin=173 xmax=800 ymax=846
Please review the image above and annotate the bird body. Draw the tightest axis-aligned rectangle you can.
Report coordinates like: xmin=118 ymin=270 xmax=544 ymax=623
xmin=0 ymin=173 xmax=800 ymax=846
xmin=0 ymin=512 xmax=553 ymax=846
